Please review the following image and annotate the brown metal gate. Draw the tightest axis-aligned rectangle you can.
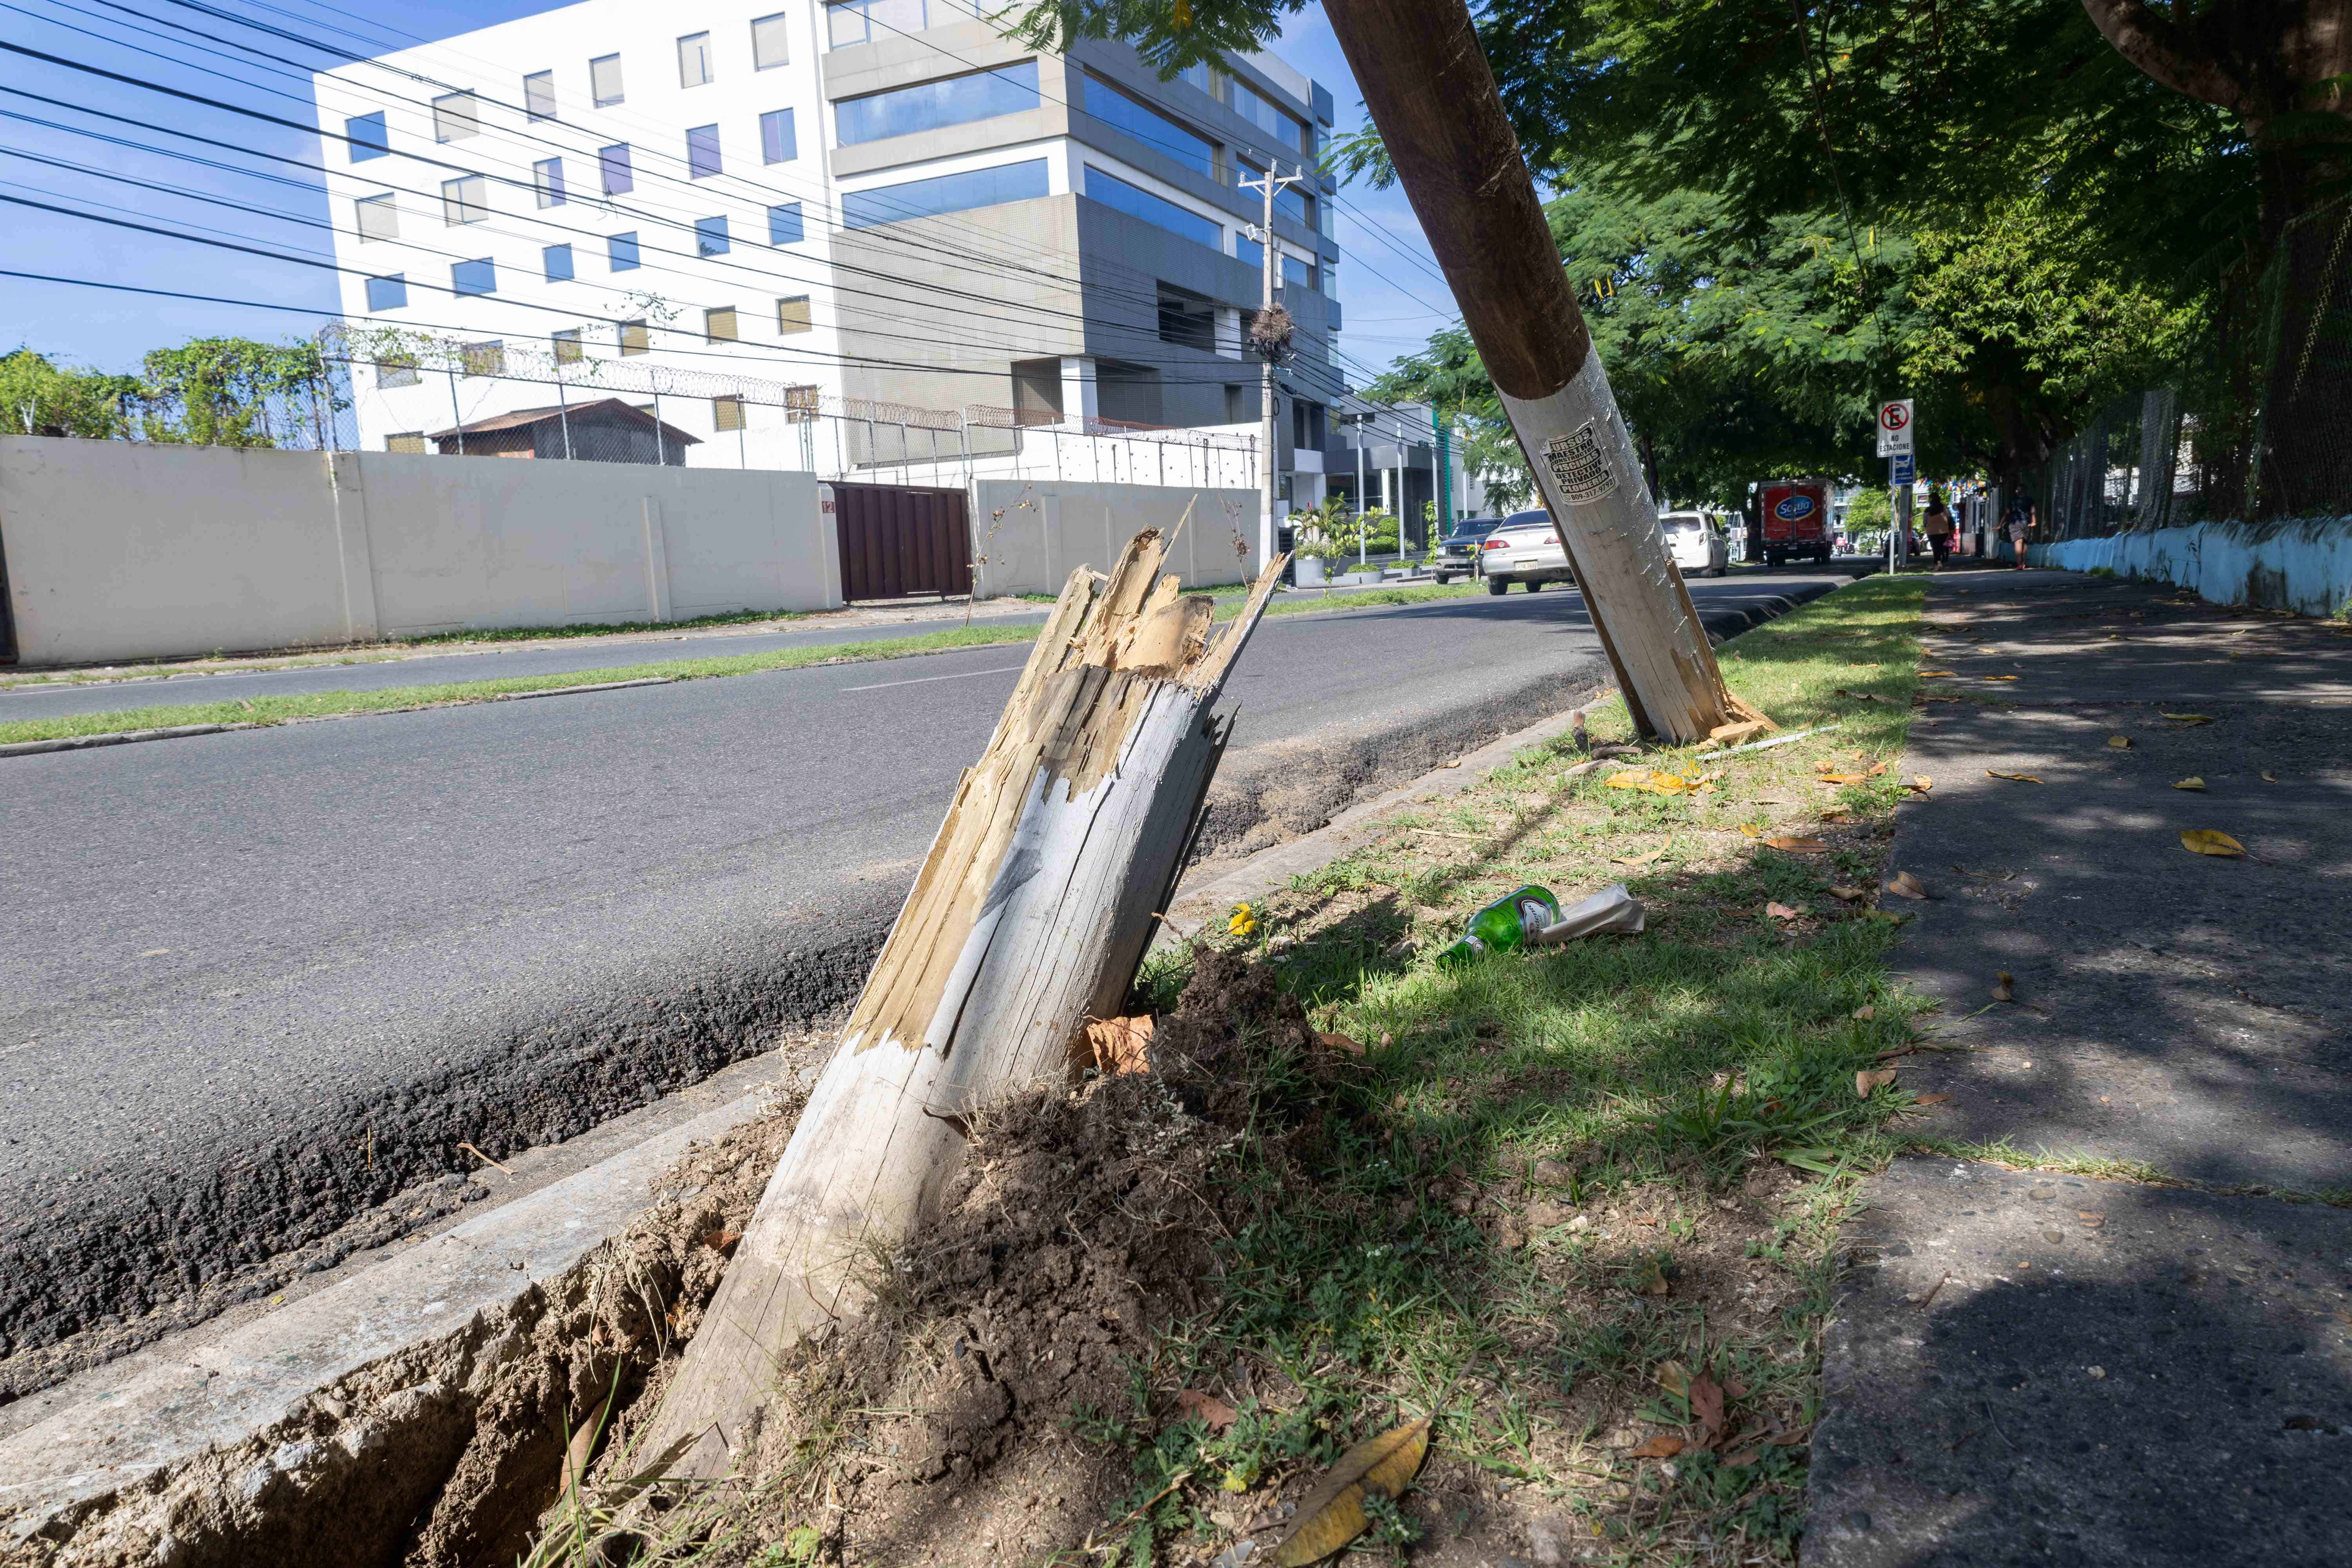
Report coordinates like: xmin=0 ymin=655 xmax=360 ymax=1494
xmin=831 ymin=483 xmax=972 ymax=601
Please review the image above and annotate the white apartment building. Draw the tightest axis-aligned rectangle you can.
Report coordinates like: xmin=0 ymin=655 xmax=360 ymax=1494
xmin=311 ymin=0 xmax=1343 ymax=491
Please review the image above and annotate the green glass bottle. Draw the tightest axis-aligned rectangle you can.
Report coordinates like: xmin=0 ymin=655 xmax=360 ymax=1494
xmin=1439 ymin=885 xmax=1562 ymax=965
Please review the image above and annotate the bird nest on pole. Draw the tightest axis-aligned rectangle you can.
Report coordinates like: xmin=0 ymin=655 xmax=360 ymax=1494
xmin=1250 ymin=303 xmax=1297 ymax=363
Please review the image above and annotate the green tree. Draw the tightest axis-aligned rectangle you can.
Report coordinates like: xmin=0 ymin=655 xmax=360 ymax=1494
xmin=137 ymin=337 xmax=341 ymax=448
xmin=0 ymin=349 xmax=141 ymax=438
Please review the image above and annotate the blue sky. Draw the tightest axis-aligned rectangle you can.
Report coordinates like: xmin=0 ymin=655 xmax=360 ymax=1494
xmin=0 ymin=0 xmax=1457 ymax=383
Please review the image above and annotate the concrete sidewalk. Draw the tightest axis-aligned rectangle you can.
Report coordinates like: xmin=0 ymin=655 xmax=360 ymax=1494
xmin=1808 ymin=569 xmax=2352 ymax=1566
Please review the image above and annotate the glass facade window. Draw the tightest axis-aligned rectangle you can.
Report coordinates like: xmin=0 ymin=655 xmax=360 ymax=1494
xmin=777 ymin=295 xmax=812 ymax=333
xmin=706 ymin=306 xmax=739 ymax=343
xmin=376 ymin=356 xmax=419 ymax=388
xmin=441 ymin=175 xmax=487 ymax=225
xmin=608 ymin=232 xmax=641 ymax=270
xmin=826 ymin=0 xmax=927 ymax=48
xmin=714 ymin=395 xmax=746 ymax=432
xmin=835 ymin=59 xmax=1038 ymax=146
xmin=346 ymin=111 xmax=388 ymax=160
xmin=768 ymin=201 xmax=805 ymax=244
xmin=679 ymin=32 xmax=713 ymax=87
xmin=431 ymin=91 xmax=479 ymax=142
xmin=1083 ymin=165 xmax=1221 ymax=251
xmin=365 ymin=273 xmax=405 ymax=311
xmin=534 ymin=157 xmax=566 ymax=207
xmin=452 ymin=260 xmax=496 ymax=297
xmin=1231 ymin=78 xmax=1307 ymax=152
xmin=543 ymin=242 xmax=574 ymax=281
xmin=1282 ymin=253 xmax=1317 ymax=292
xmin=760 ymin=107 xmax=798 ymax=164
xmin=1234 ymin=234 xmax=1262 ymax=269
xmin=687 ymin=124 xmax=722 ymax=179
xmin=619 ymin=319 xmax=649 ymax=355
xmin=354 ymin=192 xmax=397 ymax=241
xmin=590 ymin=53 xmax=624 ymax=106
xmin=751 ymin=12 xmax=790 ymax=68
xmin=841 ymin=156 xmax=1048 ymax=229
xmin=599 ymin=143 xmax=633 ymax=195
xmin=1082 ymin=74 xmax=1215 ymax=180
xmin=552 ymin=328 xmax=583 ymax=364
xmin=695 ymin=216 xmax=730 ymax=256
xmin=1177 ymin=60 xmax=1224 ymax=101
xmin=461 ymin=340 xmax=504 ymax=376
xmin=524 ymin=70 xmax=556 ymax=120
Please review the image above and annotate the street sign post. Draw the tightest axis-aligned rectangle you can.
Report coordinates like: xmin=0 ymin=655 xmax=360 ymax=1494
xmin=1878 ymin=399 xmax=1915 ymax=573
xmin=1892 ymin=452 xmax=1916 ymax=485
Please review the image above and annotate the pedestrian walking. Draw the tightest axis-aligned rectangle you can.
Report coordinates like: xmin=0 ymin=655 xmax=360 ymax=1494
xmin=2003 ymin=499 xmax=2033 ymax=569
xmin=1923 ymin=488 xmax=1955 ymax=568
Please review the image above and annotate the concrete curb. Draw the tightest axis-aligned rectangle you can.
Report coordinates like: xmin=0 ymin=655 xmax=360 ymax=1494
xmin=0 ymin=722 xmax=260 ymax=758
xmin=0 ymin=1088 xmax=775 ymax=1543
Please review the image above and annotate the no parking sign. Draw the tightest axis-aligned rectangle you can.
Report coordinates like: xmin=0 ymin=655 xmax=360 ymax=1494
xmin=1876 ymin=399 xmax=1915 ymax=457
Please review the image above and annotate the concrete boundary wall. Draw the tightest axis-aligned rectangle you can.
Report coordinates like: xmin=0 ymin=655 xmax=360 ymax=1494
xmin=0 ymin=437 xmax=842 ymax=667
xmin=2033 ymin=516 xmax=2352 ymax=619
xmin=970 ymin=480 xmax=1258 ymax=598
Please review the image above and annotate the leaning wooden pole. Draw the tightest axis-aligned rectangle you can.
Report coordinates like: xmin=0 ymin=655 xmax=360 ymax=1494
xmin=1325 ymin=0 xmax=1768 ymax=744
xmin=641 ymin=530 xmax=1285 ymax=1478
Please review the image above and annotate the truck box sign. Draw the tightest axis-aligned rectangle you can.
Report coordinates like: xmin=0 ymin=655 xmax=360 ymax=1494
xmin=1771 ymin=492 xmax=1818 ymax=523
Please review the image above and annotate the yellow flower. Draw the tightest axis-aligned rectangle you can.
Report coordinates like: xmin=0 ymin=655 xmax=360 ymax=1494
xmin=1229 ymin=903 xmax=1258 ymax=938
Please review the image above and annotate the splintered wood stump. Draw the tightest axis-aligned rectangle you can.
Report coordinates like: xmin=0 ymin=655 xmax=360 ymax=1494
xmin=641 ymin=529 xmax=1285 ymax=1477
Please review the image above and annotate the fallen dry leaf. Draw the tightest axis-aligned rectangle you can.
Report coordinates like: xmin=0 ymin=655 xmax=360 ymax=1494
xmin=1853 ymin=1004 xmax=1877 ymax=1020
xmin=2261 ymin=770 xmax=2279 ymax=783
xmin=1916 ymin=1092 xmax=1954 ymax=1106
xmin=1762 ymin=836 xmax=1831 ymax=853
xmin=1626 ymin=1435 xmax=1686 ymax=1460
xmin=2180 ymin=829 xmax=2246 ymax=857
xmin=1764 ymin=1429 xmax=1809 ymax=1447
xmin=1986 ymin=771 xmax=2044 ymax=784
xmin=2173 ymin=777 xmax=2205 ymax=791
xmin=1690 ymin=1374 xmax=1727 ymax=1447
xmin=1653 ymin=1360 xmax=1691 ymax=1398
xmin=1616 ymin=846 xmax=1667 ymax=867
xmin=1907 ymin=775 xmax=1934 ymax=792
xmin=1856 ymin=1067 xmax=1899 ymax=1098
xmin=1722 ymin=1448 xmax=1761 ymax=1468
xmin=1819 ymin=772 xmax=1869 ymax=786
xmin=2161 ymin=712 xmax=2215 ymax=725
xmin=1085 ymin=1014 xmax=1156 ymax=1076
xmin=1175 ymin=1389 xmax=1239 ymax=1431
xmin=1831 ymin=886 xmax=1870 ymax=902
xmin=1885 ymin=871 xmax=1929 ymax=900
xmin=698 ymin=1227 xmax=742 ymax=1256
xmin=1765 ymin=901 xmax=1803 ymax=920
xmin=1918 ymin=670 xmax=1958 ymax=677
xmin=1992 ymin=972 xmax=2015 ymax=1002
xmin=1722 ymin=1377 xmax=1750 ymax=1400
xmin=1267 ymin=1418 xmax=1432 ymax=1567
xmin=1318 ymin=1030 xmax=1367 ymax=1058
xmin=1981 ymin=674 xmax=2020 ymax=681
xmin=1228 ymin=904 xmax=1258 ymax=938
xmin=2107 ymin=734 xmax=2132 ymax=749
xmin=1738 ymin=823 xmax=1762 ymax=839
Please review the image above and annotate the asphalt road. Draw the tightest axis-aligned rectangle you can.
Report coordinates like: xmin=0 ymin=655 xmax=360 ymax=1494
xmin=0 ymin=570 xmax=1852 ymax=1381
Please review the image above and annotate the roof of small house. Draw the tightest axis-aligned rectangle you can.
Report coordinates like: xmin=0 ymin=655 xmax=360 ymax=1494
xmin=426 ymin=397 xmax=701 ymax=445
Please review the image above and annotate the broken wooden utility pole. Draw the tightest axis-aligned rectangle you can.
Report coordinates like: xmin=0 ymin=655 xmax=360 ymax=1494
xmin=641 ymin=530 xmax=1285 ymax=1478
xmin=1323 ymin=0 xmax=1769 ymax=745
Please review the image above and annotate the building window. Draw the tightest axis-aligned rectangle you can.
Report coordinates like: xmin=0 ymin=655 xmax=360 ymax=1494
xmin=835 ymin=59 xmax=1039 ymax=146
xmin=767 ymin=201 xmax=805 ymax=245
xmin=590 ymin=53 xmax=624 ymax=106
xmin=1156 ymin=282 xmax=1215 ymax=351
xmin=695 ymin=215 xmax=730 ymax=256
xmin=431 ymin=91 xmax=480 ymax=142
xmin=1282 ymin=253 xmax=1318 ymax=292
xmin=1231 ymin=78 xmax=1308 ymax=154
xmin=543 ymin=242 xmax=574 ymax=281
xmin=529 ymin=157 xmax=564 ymax=207
xmin=376 ymin=356 xmax=420 ymax=388
xmin=365 ymin=273 xmax=406 ymax=311
xmin=441 ymin=174 xmax=487 ymax=225
xmin=386 ymin=431 xmax=427 ymax=453
xmin=461 ymin=339 xmax=504 ymax=376
xmin=599 ymin=143 xmax=633 ymax=195
xmin=452 ymin=259 xmax=496 ymax=297
xmin=825 ymin=0 xmax=978 ymax=48
xmin=1234 ymin=233 xmax=1263 ymax=270
xmin=346 ymin=111 xmax=388 ymax=160
xmin=678 ymin=31 xmax=713 ymax=88
xmin=1082 ymin=165 xmax=1221 ymax=250
xmin=619 ymin=319 xmax=650 ymax=355
xmin=751 ymin=11 xmax=790 ymax=68
xmin=841 ymin=156 xmax=1047 ymax=229
xmin=524 ymin=69 xmax=556 ymax=120
xmin=760 ymin=107 xmax=797 ymax=163
xmin=713 ymin=394 xmax=746 ymax=432
xmin=608 ymin=232 xmax=641 ymax=270
xmin=776 ymin=295 xmax=812 ymax=334
xmin=1082 ymin=73 xmax=1216 ymax=180
xmin=552 ymin=328 xmax=583 ymax=364
xmin=706 ymin=305 xmax=739 ymax=343
xmin=354 ymin=192 xmax=397 ymax=241
xmin=687 ymin=124 xmax=722 ymax=179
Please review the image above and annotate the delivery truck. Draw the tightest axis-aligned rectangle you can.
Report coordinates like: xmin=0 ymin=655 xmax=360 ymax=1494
xmin=1756 ymin=479 xmax=1833 ymax=567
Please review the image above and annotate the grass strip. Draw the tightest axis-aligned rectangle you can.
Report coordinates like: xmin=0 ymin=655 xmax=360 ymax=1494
xmin=1076 ymin=573 xmax=1931 ymax=1564
xmin=0 ymin=624 xmax=1041 ymax=745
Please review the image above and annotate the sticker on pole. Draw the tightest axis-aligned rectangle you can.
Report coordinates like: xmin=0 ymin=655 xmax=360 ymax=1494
xmin=1543 ymin=421 xmax=1619 ymax=505
xmin=1876 ymin=399 xmax=1915 ymax=457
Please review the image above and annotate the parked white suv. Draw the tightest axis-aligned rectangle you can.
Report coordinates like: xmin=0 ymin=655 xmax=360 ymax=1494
xmin=1661 ymin=511 xmax=1731 ymax=577
xmin=1479 ymin=510 xmax=1575 ymax=593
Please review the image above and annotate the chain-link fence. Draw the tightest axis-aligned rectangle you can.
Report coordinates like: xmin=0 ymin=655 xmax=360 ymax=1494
xmin=315 ymin=323 xmax=1259 ymax=492
xmin=2034 ymin=192 xmax=2352 ymax=537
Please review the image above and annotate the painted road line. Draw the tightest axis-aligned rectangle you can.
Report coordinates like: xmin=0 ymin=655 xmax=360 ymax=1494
xmin=838 ymin=664 xmax=1029 ymax=694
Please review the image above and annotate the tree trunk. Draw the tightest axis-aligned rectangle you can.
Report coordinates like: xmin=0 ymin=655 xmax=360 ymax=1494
xmin=638 ymin=530 xmax=1285 ymax=1479
xmin=1323 ymin=0 xmax=1767 ymax=744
